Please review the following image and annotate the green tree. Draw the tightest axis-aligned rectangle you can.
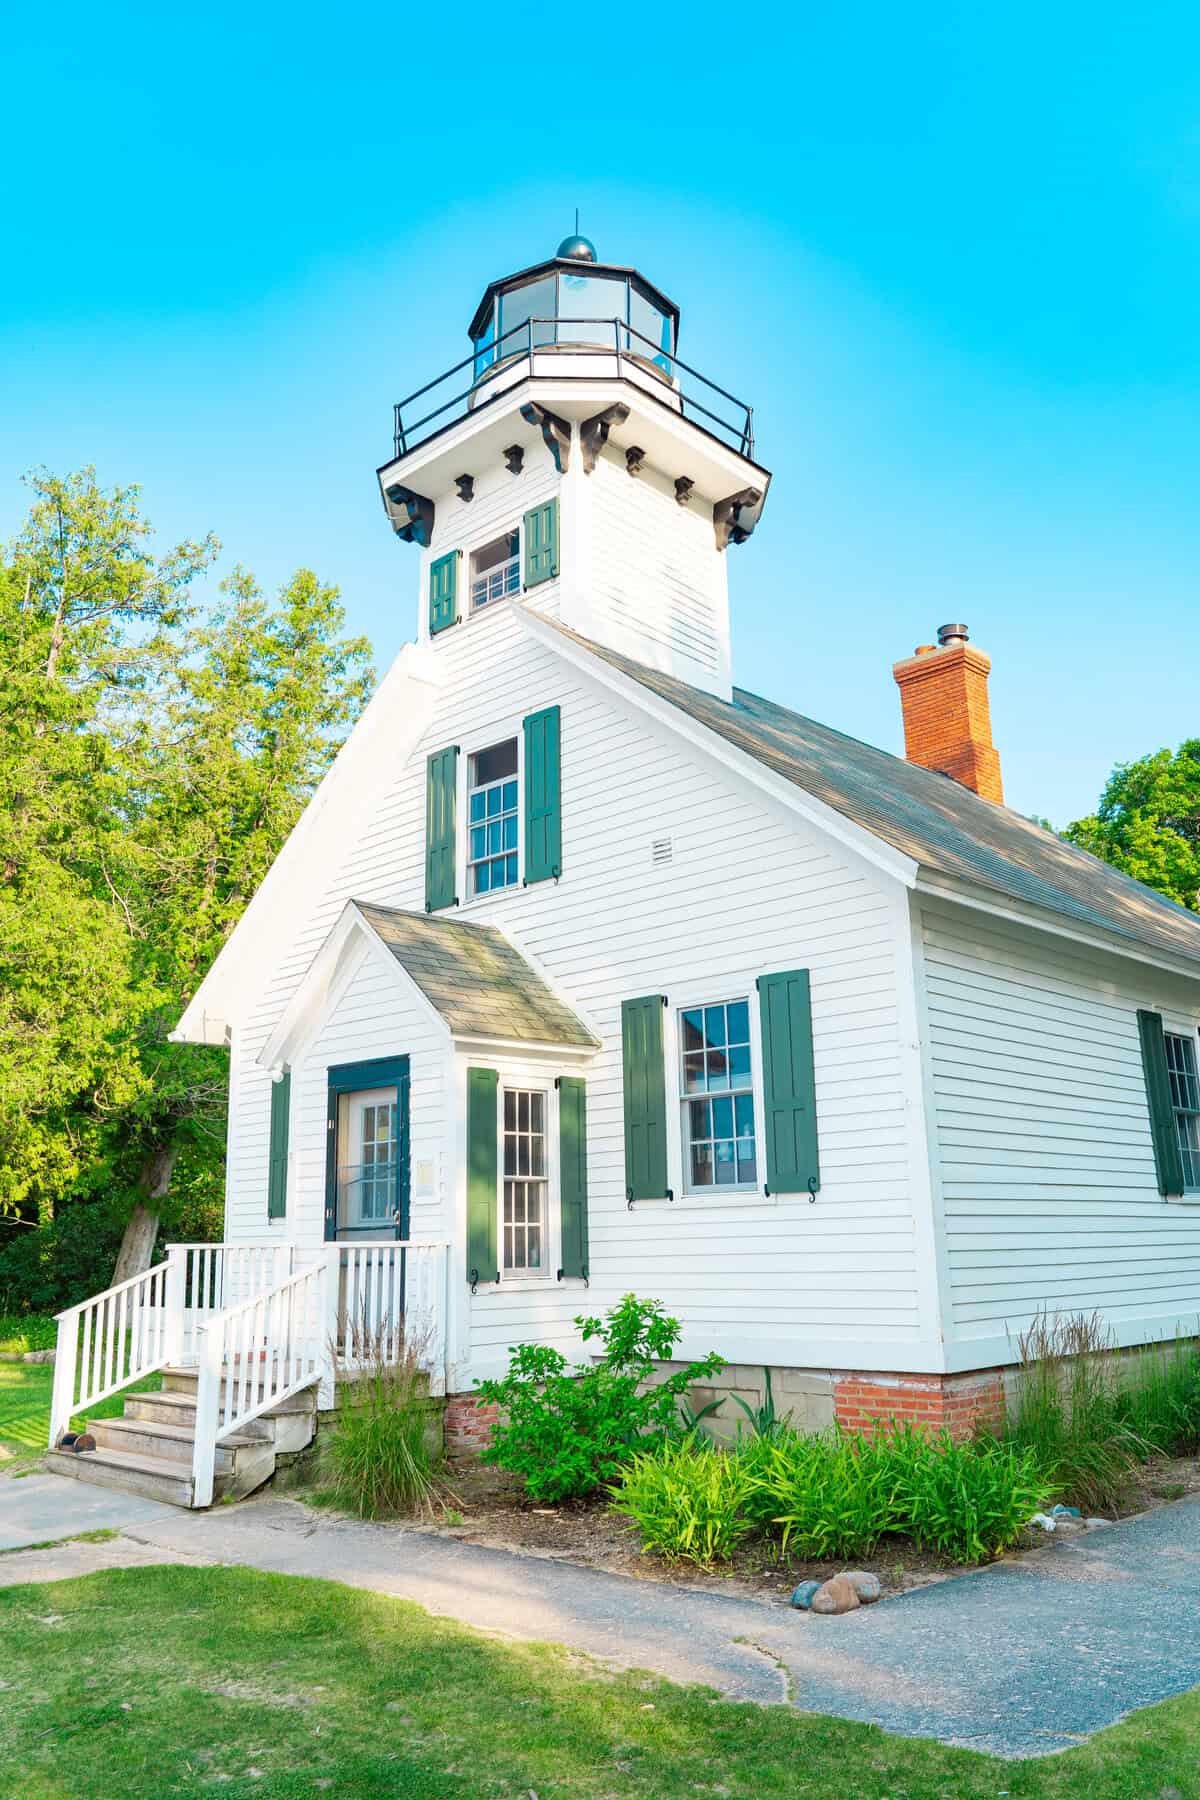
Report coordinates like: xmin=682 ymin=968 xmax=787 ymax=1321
xmin=106 ymin=565 xmax=373 ymax=1278
xmin=0 ymin=468 xmax=216 ymax=1215
xmin=1065 ymin=742 xmax=1200 ymax=913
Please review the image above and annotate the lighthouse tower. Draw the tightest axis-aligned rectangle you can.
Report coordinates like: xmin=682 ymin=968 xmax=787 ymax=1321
xmin=376 ymin=234 xmax=769 ymax=701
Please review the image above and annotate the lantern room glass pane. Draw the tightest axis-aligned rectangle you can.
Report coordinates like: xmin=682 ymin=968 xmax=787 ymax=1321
xmin=557 ymin=272 xmax=627 ymax=345
xmin=472 ymin=304 xmax=496 ymax=379
xmin=498 ymin=276 xmax=556 ymax=356
xmin=628 ymin=286 xmax=674 ymax=372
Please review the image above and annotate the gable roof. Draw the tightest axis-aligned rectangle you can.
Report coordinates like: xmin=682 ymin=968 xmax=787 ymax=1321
xmin=354 ymin=903 xmax=599 ymax=1047
xmin=535 ymin=620 xmax=1200 ymax=974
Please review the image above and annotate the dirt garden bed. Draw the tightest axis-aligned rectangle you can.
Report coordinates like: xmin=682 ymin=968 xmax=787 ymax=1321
xmin=399 ymin=1448 xmax=1200 ymax=1605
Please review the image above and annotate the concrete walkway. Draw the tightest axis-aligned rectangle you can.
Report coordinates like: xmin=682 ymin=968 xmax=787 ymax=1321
xmin=3 ymin=1475 xmax=1199 ymax=1758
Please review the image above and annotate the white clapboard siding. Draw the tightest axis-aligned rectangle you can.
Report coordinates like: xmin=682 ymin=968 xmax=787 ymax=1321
xmin=920 ymin=898 xmax=1200 ymax=1357
xmin=222 ymin=595 xmax=926 ymax=1385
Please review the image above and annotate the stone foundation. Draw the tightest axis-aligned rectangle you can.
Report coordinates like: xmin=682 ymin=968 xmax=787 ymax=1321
xmin=440 ymin=1361 xmax=1009 ymax=1458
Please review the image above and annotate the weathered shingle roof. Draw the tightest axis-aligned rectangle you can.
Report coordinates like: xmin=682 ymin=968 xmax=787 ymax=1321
xmin=355 ymin=903 xmax=598 ymax=1046
xmin=547 ymin=624 xmax=1200 ymax=973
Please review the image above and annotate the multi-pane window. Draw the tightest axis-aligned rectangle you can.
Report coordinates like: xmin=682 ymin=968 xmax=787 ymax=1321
xmin=503 ymin=1088 xmax=546 ymax=1272
xmin=680 ymin=999 xmax=757 ymax=1189
xmin=1165 ymin=1032 xmax=1200 ymax=1192
xmin=471 ymin=531 xmax=520 ymax=611
xmin=468 ymin=739 xmax=518 ymax=895
xmin=341 ymin=1091 xmax=397 ymax=1227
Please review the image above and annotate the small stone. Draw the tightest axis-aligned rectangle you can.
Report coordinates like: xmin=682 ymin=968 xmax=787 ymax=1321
xmin=810 ymin=1574 xmax=861 ymax=1615
xmin=1085 ymin=1517 xmax=1113 ymax=1528
xmin=1029 ymin=1511 xmax=1057 ymax=1532
xmin=841 ymin=1569 xmax=882 ymax=1603
xmin=789 ymin=1579 xmax=823 ymax=1610
xmin=1052 ymin=1503 xmax=1082 ymax=1518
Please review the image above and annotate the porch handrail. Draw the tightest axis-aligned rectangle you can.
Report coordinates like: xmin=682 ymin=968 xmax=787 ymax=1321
xmin=49 ymin=1257 xmax=180 ymax=1447
xmin=191 ymin=1260 xmax=329 ymax=1508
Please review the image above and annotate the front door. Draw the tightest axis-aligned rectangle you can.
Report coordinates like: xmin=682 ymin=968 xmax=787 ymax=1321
xmin=324 ymin=1057 xmax=411 ymax=1242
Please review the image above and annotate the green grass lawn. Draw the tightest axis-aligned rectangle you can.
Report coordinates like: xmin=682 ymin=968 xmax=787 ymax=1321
xmin=0 ymin=1358 xmax=162 ymax=1460
xmin=1 ymin=1563 xmax=1197 ymax=1799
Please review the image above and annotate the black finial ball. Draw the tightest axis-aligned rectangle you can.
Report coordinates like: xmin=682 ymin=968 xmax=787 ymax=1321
xmin=556 ymin=233 xmax=597 ymax=262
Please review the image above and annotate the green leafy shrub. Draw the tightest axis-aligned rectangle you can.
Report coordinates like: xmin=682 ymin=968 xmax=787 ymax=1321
xmin=0 ymin=1314 xmax=57 ymax=1354
xmin=610 ymin=1435 xmax=759 ymax=1564
xmin=475 ymin=1295 xmax=724 ymax=1503
xmin=751 ymin=1430 xmax=896 ymax=1559
xmin=887 ymin=1425 xmax=1045 ymax=1563
xmin=321 ymin=1329 xmax=442 ymax=1519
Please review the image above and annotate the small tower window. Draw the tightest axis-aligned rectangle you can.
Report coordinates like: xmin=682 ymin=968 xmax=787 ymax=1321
xmin=468 ymin=739 xmax=519 ymax=895
xmin=471 ymin=532 xmax=521 ymax=612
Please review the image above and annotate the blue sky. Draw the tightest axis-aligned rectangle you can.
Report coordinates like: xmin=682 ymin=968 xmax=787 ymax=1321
xmin=4 ymin=4 xmax=1199 ymax=825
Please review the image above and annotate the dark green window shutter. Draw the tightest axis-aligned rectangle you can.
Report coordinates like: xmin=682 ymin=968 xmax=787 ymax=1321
xmin=523 ymin=705 xmax=561 ymax=883
xmin=429 ymin=551 xmax=458 ymax=635
xmin=557 ymin=1076 xmax=589 ymax=1279
xmin=466 ymin=1066 xmax=499 ymax=1285
xmin=267 ymin=1071 xmax=291 ymax=1220
xmin=622 ymin=996 xmax=669 ymax=1202
xmin=757 ymin=969 xmax=820 ymax=1195
xmin=425 ymin=745 xmax=458 ymax=912
xmin=523 ymin=499 xmax=559 ymax=588
xmin=1137 ymin=1009 xmax=1185 ymax=1197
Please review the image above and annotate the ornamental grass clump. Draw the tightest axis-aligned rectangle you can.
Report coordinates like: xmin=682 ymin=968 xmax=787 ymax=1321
xmin=475 ymin=1294 xmax=724 ymax=1503
xmin=609 ymin=1434 xmax=759 ymax=1565
xmin=322 ymin=1320 xmax=443 ymax=1519
xmin=886 ymin=1424 xmax=1045 ymax=1564
xmin=749 ymin=1430 xmax=895 ymax=1559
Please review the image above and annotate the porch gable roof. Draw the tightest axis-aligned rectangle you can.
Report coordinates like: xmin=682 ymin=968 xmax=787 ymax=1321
xmin=354 ymin=902 xmax=599 ymax=1049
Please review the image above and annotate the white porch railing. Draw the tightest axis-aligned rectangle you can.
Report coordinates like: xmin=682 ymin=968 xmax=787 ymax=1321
xmin=168 ymin=1241 xmax=292 ymax=1360
xmin=191 ymin=1260 xmax=328 ymax=1507
xmin=50 ymin=1259 xmax=176 ymax=1447
xmin=337 ymin=1241 xmax=448 ymax=1387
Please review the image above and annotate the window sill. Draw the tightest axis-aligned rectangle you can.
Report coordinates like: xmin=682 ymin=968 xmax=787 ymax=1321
xmin=1167 ymin=1193 xmax=1200 ymax=1205
xmin=633 ymin=1189 xmax=776 ymax=1211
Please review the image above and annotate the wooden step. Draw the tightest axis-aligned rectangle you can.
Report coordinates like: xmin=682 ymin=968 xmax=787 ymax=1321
xmin=160 ymin=1367 xmax=319 ymax=1414
xmin=89 ymin=1415 xmax=268 ymax=1474
xmin=45 ymin=1444 xmax=201 ymax=1508
xmin=122 ymin=1389 xmax=271 ymax=1440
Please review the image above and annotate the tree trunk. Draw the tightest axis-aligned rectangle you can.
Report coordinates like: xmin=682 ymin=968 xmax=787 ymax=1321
xmin=111 ymin=1142 xmax=178 ymax=1286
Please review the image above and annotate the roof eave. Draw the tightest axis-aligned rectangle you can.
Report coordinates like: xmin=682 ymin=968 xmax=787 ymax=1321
xmin=914 ymin=869 xmax=1200 ymax=985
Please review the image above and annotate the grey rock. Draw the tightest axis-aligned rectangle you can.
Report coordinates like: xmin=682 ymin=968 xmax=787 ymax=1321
xmin=841 ymin=1569 xmax=882 ymax=1603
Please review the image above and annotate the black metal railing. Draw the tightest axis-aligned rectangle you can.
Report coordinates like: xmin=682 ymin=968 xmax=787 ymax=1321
xmin=390 ymin=317 xmax=755 ymax=463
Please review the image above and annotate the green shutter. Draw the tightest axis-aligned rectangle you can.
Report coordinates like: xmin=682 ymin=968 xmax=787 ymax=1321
xmin=425 ymin=745 xmax=458 ymax=912
xmin=558 ymin=1076 xmax=589 ymax=1279
xmin=1137 ymin=1009 xmax=1185 ymax=1197
xmin=524 ymin=705 xmax=561 ymax=883
xmin=523 ymin=499 xmax=559 ymax=587
xmin=267 ymin=1071 xmax=291 ymax=1220
xmin=622 ymin=996 xmax=669 ymax=1202
xmin=757 ymin=969 xmax=820 ymax=1195
xmin=429 ymin=551 xmax=458 ymax=635
xmin=466 ymin=1066 xmax=499 ymax=1286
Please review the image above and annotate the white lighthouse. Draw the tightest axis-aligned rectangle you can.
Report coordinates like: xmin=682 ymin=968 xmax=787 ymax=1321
xmin=376 ymin=233 xmax=770 ymax=701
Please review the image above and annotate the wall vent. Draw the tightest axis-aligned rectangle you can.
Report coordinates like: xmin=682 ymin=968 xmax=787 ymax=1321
xmin=651 ymin=835 xmax=673 ymax=867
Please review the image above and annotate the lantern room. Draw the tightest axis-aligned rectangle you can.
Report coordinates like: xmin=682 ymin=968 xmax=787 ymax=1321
xmin=469 ymin=234 xmax=679 ymax=382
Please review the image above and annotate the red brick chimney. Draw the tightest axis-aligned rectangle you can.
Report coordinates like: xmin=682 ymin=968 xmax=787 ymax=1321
xmin=892 ymin=623 xmax=1004 ymax=805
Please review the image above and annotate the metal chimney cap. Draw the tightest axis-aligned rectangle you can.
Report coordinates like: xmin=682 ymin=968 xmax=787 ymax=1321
xmin=937 ymin=622 xmax=969 ymax=647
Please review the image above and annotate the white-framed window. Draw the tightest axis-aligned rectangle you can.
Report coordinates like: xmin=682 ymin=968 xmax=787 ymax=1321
xmin=1165 ymin=1031 xmax=1200 ymax=1192
xmin=468 ymin=739 xmax=519 ymax=896
xmin=502 ymin=1086 xmax=548 ymax=1274
xmin=679 ymin=998 xmax=757 ymax=1191
xmin=470 ymin=530 xmax=520 ymax=612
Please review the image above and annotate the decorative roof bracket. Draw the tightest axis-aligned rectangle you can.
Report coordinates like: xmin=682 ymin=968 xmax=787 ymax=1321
xmin=625 ymin=445 xmax=646 ymax=477
xmin=503 ymin=444 xmax=525 ymax=475
xmin=384 ymin=483 xmax=435 ymax=547
xmin=674 ymin=476 xmax=695 ymax=507
xmin=579 ymin=403 xmax=630 ymax=475
xmin=519 ymin=402 xmax=572 ymax=473
xmin=713 ymin=486 xmax=763 ymax=551
xmin=455 ymin=474 xmax=475 ymax=503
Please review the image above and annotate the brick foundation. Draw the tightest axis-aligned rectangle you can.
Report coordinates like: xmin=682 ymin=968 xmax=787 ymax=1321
xmin=833 ymin=1368 xmax=1006 ymax=1441
xmin=444 ymin=1394 xmax=499 ymax=1458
